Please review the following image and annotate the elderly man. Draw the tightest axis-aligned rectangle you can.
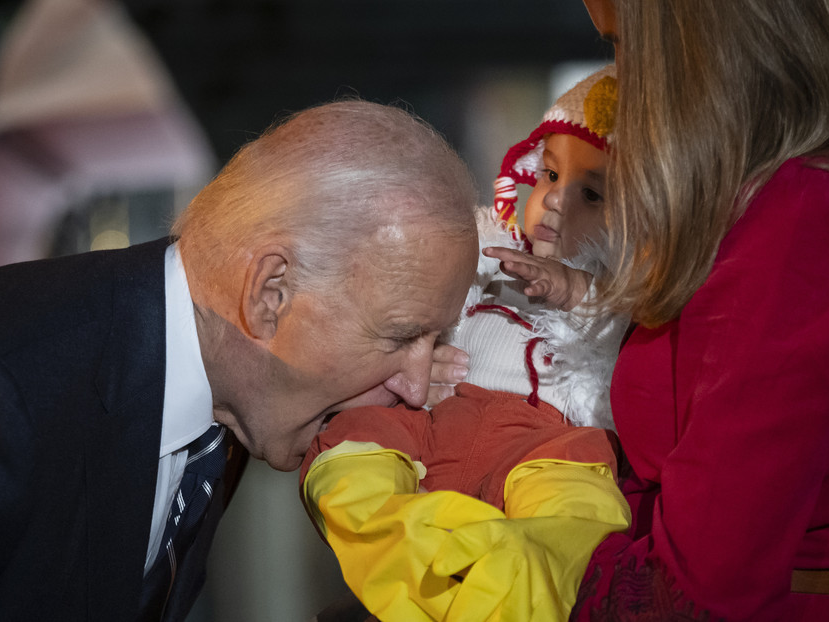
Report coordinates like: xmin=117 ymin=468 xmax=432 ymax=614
xmin=0 ymin=101 xmax=478 ymax=622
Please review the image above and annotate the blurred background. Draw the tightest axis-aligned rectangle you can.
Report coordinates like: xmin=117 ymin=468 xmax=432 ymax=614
xmin=0 ymin=0 xmax=611 ymax=619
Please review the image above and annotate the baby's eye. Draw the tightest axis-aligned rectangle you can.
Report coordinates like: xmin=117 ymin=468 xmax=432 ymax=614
xmin=583 ymin=187 xmax=604 ymax=203
xmin=537 ymin=168 xmax=558 ymax=183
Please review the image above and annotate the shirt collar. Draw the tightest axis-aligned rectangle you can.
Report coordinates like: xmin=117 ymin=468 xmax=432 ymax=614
xmin=161 ymin=242 xmax=214 ymax=457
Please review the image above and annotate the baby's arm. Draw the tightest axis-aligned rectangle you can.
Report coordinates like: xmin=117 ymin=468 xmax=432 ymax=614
xmin=483 ymin=246 xmax=592 ymax=311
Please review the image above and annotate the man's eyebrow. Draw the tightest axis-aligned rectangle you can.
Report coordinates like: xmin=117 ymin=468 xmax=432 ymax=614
xmin=387 ymin=323 xmax=426 ymax=340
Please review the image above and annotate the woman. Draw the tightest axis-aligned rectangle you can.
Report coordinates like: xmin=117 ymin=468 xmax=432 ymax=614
xmin=570 ymin=0 xmax=829 ymax=619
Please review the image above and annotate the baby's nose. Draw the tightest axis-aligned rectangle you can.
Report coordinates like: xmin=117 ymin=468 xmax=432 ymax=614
xmin=544 ymin=183 xmax=579 ymax=214
xmin=543 ymin=184 xmax=564 ymax=213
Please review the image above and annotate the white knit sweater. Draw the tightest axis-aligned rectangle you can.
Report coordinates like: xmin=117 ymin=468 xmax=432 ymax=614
xmin=442 ymin=206 xmax=629 ymax=432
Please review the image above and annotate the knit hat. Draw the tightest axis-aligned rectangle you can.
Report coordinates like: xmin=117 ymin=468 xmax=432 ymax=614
xmin=494 ymin=64 xmax=617 ymax=241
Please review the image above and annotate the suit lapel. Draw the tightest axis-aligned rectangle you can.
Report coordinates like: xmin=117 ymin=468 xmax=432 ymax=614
xmin=86 ymin=238 xmax=169 ymax=620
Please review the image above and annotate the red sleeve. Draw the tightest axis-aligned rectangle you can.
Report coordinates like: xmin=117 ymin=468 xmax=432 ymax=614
xmin=572 ymin=159 xmax=829 ymax=621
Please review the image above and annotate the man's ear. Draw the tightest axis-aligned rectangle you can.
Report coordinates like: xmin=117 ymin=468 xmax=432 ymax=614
xmin=241 ymin=247 xmax=292 ymax=342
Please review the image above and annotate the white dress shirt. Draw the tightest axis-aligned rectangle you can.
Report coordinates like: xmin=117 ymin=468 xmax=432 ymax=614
xmin=144 ymin=243 xmax=214 ymax=573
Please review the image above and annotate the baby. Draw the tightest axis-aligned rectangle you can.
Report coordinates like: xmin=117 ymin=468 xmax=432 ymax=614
xmin=301 ymin=65 xmax=631 ymax=622
xmin=445 ymin=62 xmax=624 ymax=432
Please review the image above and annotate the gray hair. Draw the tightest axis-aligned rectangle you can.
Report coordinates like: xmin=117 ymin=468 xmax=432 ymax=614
xmin=174 ymin=99 xmax=478 ymax=296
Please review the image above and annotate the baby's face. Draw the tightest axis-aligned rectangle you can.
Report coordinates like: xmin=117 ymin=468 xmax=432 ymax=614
xmin=523 ymin=133 xmax=608 ymax=259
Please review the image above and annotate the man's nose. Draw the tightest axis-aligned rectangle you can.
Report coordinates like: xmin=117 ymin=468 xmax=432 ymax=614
xmin=383 ymin=342 xmax=433 ymax=408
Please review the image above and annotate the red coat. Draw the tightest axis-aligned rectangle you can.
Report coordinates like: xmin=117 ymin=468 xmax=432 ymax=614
xmin=572 ymin=158 xmax=829 ymax=621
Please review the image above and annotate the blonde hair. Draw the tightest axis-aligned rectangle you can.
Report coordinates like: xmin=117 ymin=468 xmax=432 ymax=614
xmin=173 ymin=100 xmax=477 ymax=302
xmin=599 ymin=0 xmax=829 ymax=326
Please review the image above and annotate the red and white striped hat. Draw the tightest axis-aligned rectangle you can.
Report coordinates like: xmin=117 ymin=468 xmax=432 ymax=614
xmin=494 ymin=64 xmax=617 ymax=243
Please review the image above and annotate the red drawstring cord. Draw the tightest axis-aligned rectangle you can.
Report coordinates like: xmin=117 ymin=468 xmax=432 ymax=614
xmin=524 ymin=336 xmax=544 ymax=407
xmin=466 ymin=303 xmax=552 ymax=408
xmin=468 ymin=303 xmax=533 ymax=329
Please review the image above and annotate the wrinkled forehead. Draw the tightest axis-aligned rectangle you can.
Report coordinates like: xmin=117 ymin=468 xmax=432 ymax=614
xmin=362 ymin=223 xmax=476 ymax=279
xmin=352 ymin=224 xmax=476 ymax=295
xmin=339 ymin=226 xmax=477 ymax=335
xmin=368 ymin=215 xmax=475 ymax=253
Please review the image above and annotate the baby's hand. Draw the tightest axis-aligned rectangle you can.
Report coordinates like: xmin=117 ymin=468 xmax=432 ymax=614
xmin=483 ymin=246 xmax=591 ymax=311
xmin=427 ymin=343 xmax=469 ymax=407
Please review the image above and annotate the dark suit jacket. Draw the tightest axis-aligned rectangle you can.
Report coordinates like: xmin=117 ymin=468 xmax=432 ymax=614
xmin=0 ymin=238 xmax=243 ymax=621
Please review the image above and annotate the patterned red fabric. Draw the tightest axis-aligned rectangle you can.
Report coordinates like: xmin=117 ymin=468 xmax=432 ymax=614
xmin=572 ymin=158 xmax=829 ymax=621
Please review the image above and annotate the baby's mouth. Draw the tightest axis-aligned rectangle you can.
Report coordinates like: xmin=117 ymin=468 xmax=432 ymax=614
xmin=532 ymin=224 xmax=559 ymax=243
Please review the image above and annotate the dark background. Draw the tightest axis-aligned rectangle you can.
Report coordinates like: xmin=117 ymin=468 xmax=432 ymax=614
xmin=0 ymin=0 xmax=611 ymax=163
xmin=119 ymin=0 xmax=611 ymax=162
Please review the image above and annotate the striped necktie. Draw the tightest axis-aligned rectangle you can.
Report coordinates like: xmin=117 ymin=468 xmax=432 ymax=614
xmin=138 ymin=423 xmax=228 ymax=621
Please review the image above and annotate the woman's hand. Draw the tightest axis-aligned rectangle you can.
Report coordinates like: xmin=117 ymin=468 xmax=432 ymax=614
xmin=483 ymin=246 xmax=592 ymax=311
xmin=426 ymin=343 xmax=469 ymax=407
